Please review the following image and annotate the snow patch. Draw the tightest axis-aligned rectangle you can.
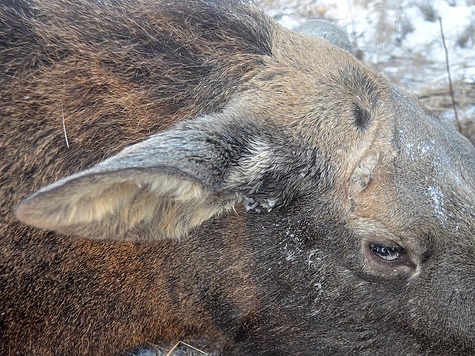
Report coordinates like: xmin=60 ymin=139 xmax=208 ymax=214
xmin=242 ymin=195 xmax=279 ymax=213
xmin=266 ymin=0 xmax=475 ymax=97
xmin=427 ymin=185 xmax=447 ymax=222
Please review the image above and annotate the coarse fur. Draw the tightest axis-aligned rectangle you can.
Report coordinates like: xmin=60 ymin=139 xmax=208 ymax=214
xmin=1 ymin=0 xmax=475 ymax=355
xmin=460 ymin=117 xmax=475 ymax=145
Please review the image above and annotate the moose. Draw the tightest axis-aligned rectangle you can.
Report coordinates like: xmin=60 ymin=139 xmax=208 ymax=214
xmin=1 ymin=0 xmax=474 ymax=354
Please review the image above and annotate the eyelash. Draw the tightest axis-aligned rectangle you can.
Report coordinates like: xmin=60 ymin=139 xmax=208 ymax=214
xmin=369 ymin=243 xmax=404 ymax=262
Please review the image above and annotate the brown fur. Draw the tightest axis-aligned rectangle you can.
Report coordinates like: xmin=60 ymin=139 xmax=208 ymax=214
xmin=1 ymin=1 xmax=273 ymax=353
xmin=1 ymin=1 xmax=474 ymax=355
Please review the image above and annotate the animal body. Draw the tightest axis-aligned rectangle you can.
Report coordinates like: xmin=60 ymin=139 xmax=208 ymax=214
xmin=1 ymin=1 xmax=474 ymax=355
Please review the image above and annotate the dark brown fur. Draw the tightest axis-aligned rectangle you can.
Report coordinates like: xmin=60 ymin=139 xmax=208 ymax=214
xmin=1 ymin=1 xmax=474 ymax=355
xmin=1 ymin=1 xmax=273 ymax=353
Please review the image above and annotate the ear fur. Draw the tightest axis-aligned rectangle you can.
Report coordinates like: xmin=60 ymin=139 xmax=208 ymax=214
xmin=16 ymin=170 xmax=239 ymax=241
xmin=16 ymin=117 xmax=243 ymax=241
xmin=16 ymin=112 xmax=324 ymax=241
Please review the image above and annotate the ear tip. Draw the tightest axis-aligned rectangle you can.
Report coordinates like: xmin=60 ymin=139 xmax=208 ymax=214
xmin=16 ymin=196 xmax=31 ymax=221
xmin=15 ymin=194 xmax=89 ymax=237
xmin=15 ymin=196 xmax=47 ymax=229
xmin=15 ymin=189 xmax=65 ymax=231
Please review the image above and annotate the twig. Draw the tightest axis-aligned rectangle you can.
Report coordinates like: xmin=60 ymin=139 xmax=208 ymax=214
xmin=61 ymin=102 xmax=70 ymax=148
xmin=438 ymin=16 xmax=461 ymax=131
xmin=166 ymin=341 xmax=208 ymax=356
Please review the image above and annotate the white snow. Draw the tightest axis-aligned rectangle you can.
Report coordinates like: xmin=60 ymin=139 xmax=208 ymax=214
xmin=427 ymin=185 xmax=447 ymax=223
xmin=265 ymin=0 xmax=475 ymax=96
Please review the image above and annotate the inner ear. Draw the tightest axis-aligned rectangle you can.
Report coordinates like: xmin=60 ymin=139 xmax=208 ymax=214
xmin=16 ymin=169 xmax=239 ymax=241
xmin=352 ymin=103 xmax=372 ymax=131
xmin=15 ymin=110 xmax=254 ymax=241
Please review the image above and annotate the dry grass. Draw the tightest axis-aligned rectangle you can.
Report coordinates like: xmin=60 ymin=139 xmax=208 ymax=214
xmin=418 ymin=82 xmax=475 ymax=113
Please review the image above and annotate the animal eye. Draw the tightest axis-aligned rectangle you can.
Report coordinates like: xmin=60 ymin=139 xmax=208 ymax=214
xmin=369 ymin=243 xmax=403 ymax=262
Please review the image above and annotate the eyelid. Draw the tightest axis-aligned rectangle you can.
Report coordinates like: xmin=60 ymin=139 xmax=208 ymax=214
xmin=370 ymin=242 xmax=403 ymax=252
xmin=369 ymin=243 xmax=404 ymax=261
xmin=351 ymin=219 xmax=406 ymax=247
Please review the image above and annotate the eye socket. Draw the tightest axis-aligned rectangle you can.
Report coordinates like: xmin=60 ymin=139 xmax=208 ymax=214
xmin=369 ymin=243 xmax=404 ymax=262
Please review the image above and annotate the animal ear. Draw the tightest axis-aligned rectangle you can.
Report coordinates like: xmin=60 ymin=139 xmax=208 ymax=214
xmin=294 ymin=19 xmax=353 ymax=52
xmin=15 ymin=116 xmax=250 ymax=241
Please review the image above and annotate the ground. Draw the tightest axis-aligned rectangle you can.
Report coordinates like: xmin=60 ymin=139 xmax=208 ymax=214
xmin=257 ymin=0 xmax=475 ymax=134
